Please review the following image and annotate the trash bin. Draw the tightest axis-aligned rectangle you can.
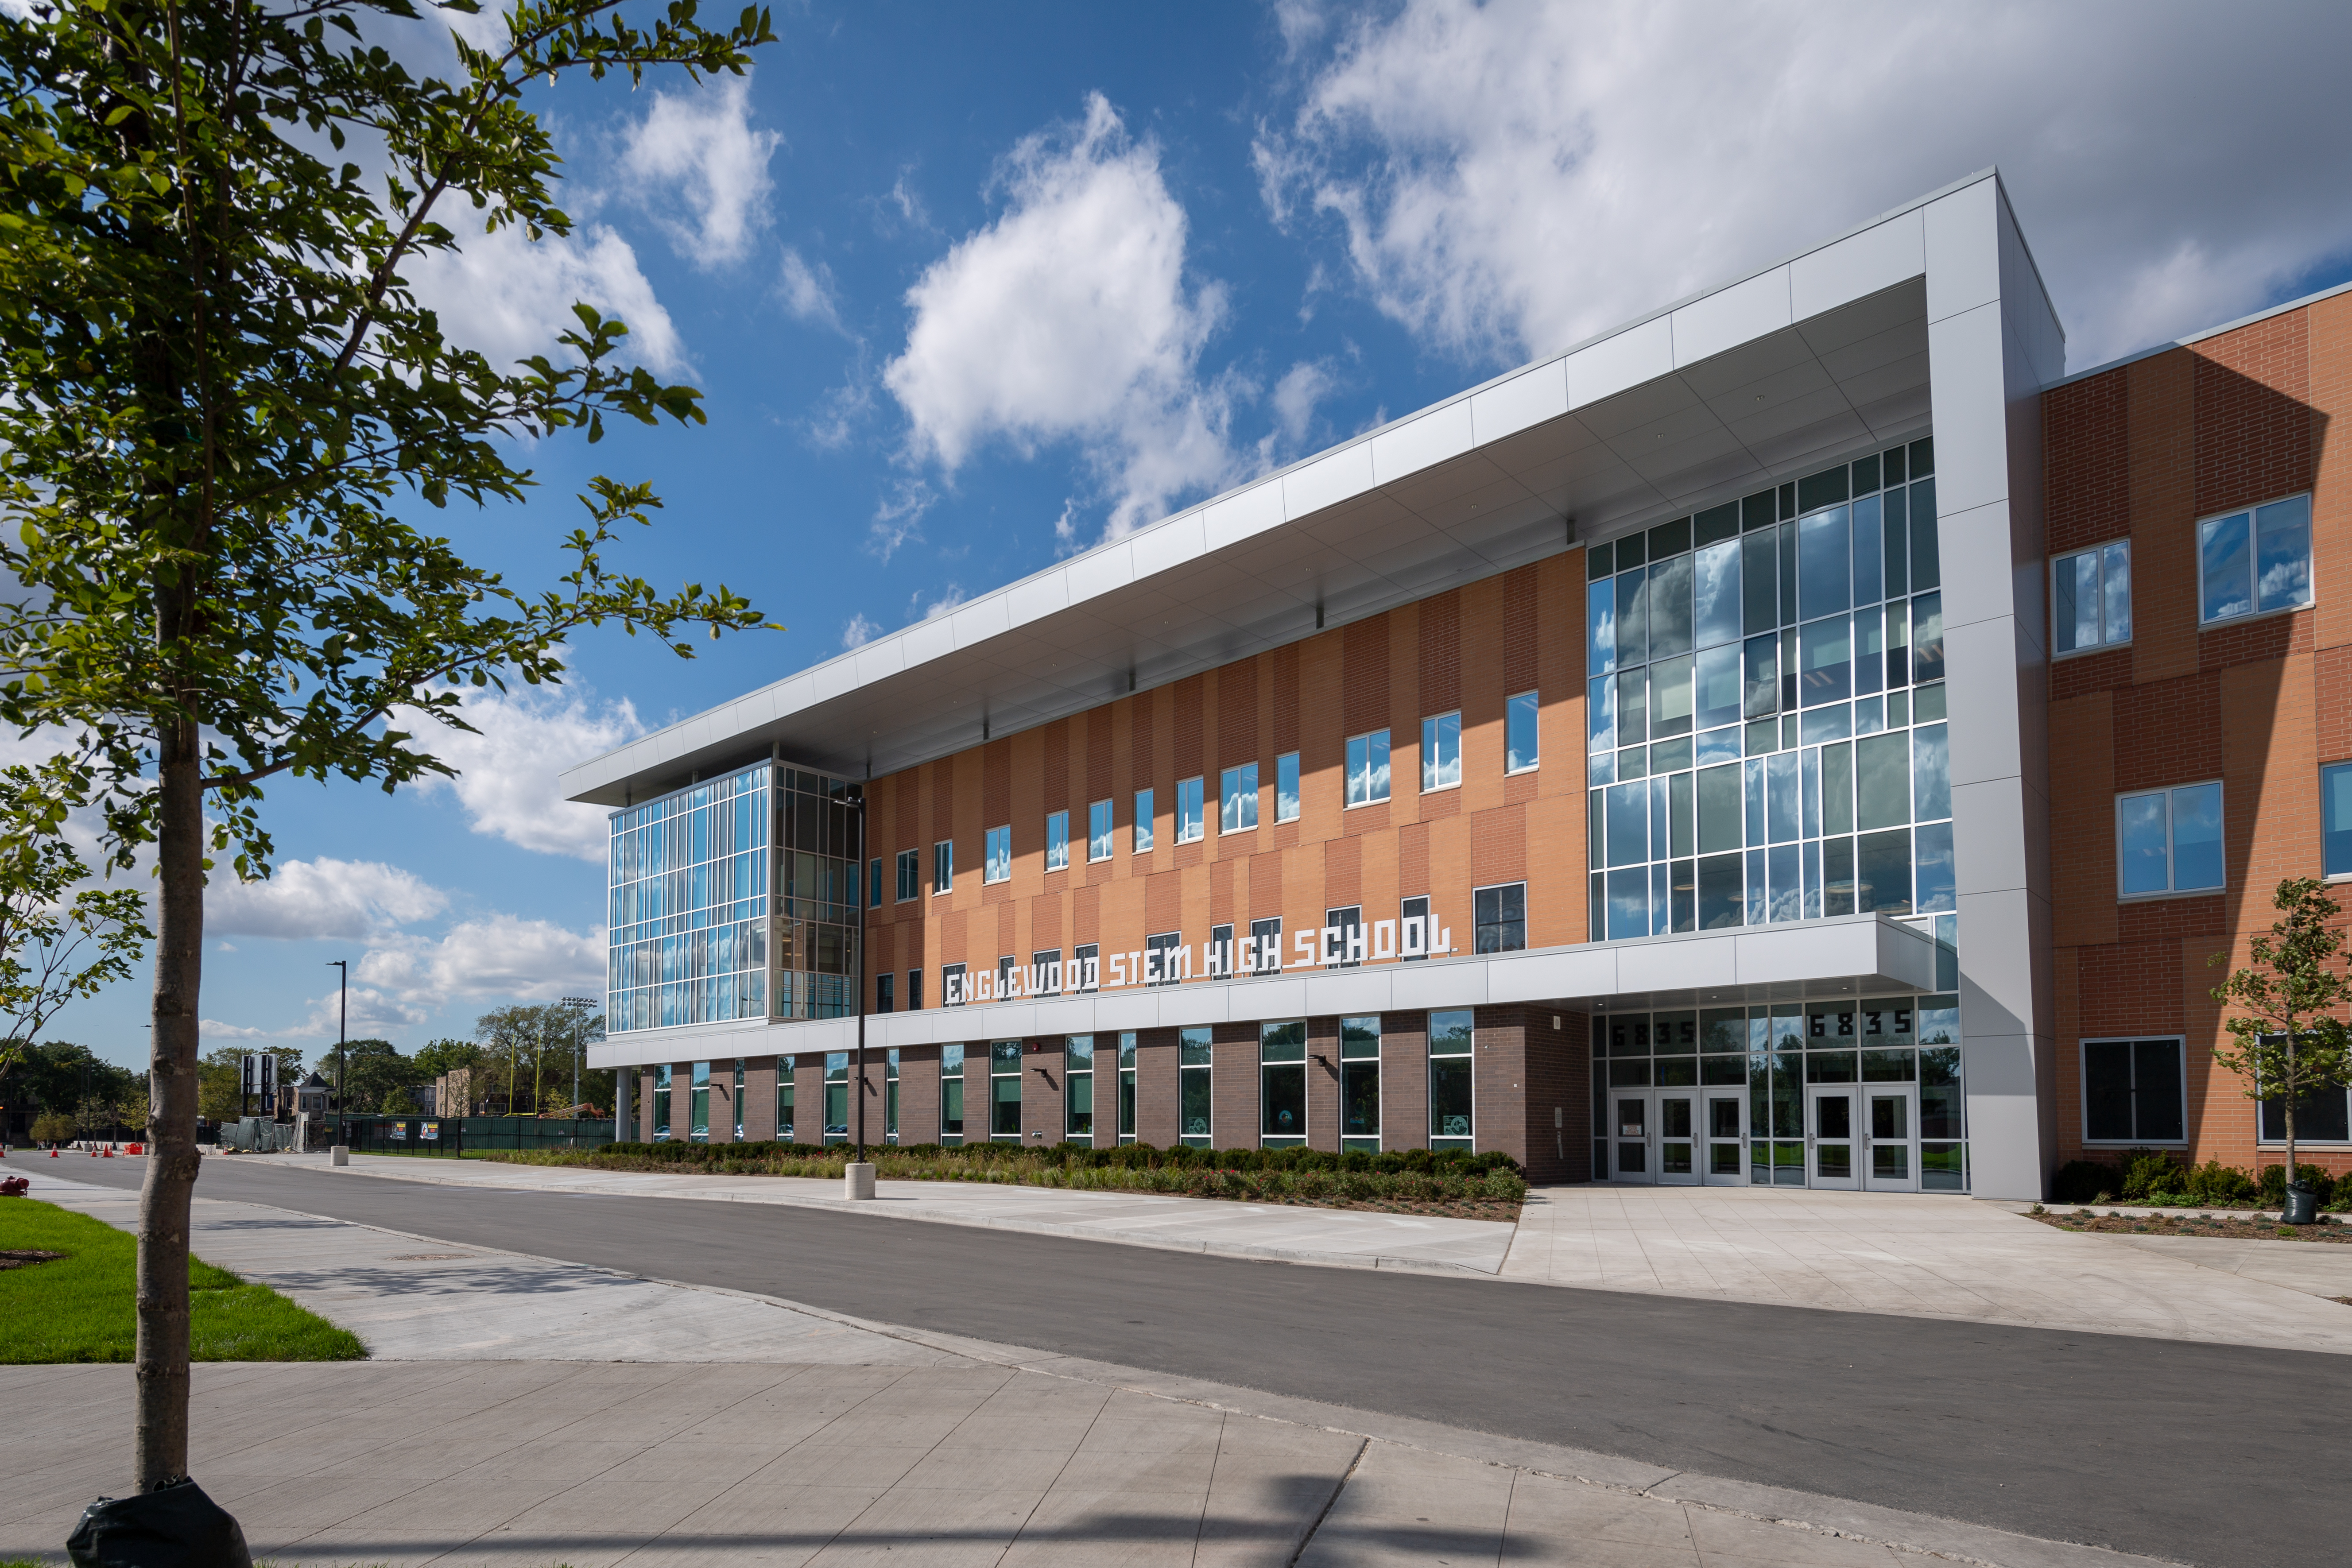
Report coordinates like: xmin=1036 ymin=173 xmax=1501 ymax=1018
xmin=2281 ymin=1181 xmax=2318 ymax=1226
xmin=68 ymin=1476 xmax=250 ymax=1567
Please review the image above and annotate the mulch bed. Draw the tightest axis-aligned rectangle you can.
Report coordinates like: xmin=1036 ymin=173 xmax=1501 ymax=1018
xmin=2029 ymin=1210 xmax=2352 ymax=1243
xmin=0 ymin=1249 xmax=65 ymax=1270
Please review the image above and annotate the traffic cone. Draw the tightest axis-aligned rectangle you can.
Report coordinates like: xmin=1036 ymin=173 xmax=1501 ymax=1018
xmin=50 ymin=1147 xmax=58 ymax=1157
xmin=102 ymin=1146 xmax=113 ymax=1158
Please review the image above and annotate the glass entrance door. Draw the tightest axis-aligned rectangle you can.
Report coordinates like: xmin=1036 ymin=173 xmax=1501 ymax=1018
xmin=1864 ymin=1086 xmax=1918 ymax=1191
xmin=1656 ymin=1091 xmax=1699 ymax=1185
xmin=1612 ymin=1093 xmax=1651 ymax=1182
xmin=1810 ymin=1087 xmax=1858 ymax=1189
xmin=1702 ymin=1092 xmax=1746 ymax=1185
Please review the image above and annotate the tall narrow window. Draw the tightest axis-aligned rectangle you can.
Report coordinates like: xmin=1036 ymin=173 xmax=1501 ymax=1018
xmin=1179 ymin=1027 xmax=1212 ymax=1147
xmin=2117 ymin=782 xmax=2224 ymax=897
xmin=984 ymin=824 xmax=1011 ymax=883
xmin=690 ymin=1061 xmax=710 ymax=1143
xmin=1400 ymin=895 xmax=1431 ymax=961
xmin=1221 ymin=763 xmax=1259 ymax=833
xmin=1506 ymin=691 xmax=1540 ymax=774
xmin=1325 ymin=905 xmax=1363 ymax=968
xmin=876 ymin=972 xmax=894 ymax=1014
xmin=822 ymin=1053 xmax=848 ymax=1145
xmin=933 ymin=839 xmax=953 ymax=894
xmin=884 ymin=1049 xmax=899 ymax=1144
xmin=1117 ymin=1032 xmax=1137 ymax=1144
xmin=1276 ymin=751 xmax=1302 ymax=822
xmin=1208 ymin=922 xmax=1235 ymax=978
xmin=868 ymin=857 xmax=883 ymax=909
xmin=1347 ymin=730 xmax=1391 ymax=806
xmin=1341 ymin=1016 xmax=1381 ymax=1153
xmin=1065 ymin=1036 xmax=1095 ymax=1143
xmin=775 ymin=1056 xmax=794 ymax=1142
xmin=908 ymin=969 xmax=922 ymax=1011
xmin=2199 ymin=495 xmax=2312 ymax=624
xmin=1260 ymin=1020 xmax=1307 ymax=1147
xmin=1074 ymin=942 xmax=1100 ymax=992
xmin=653 ymin=1063 xmax=671 ymax=1141
xmin=1474 ymin=883 xmax=1526 ymax=953
xmin=896 ymin=848 xmax=918 ymax=902
xmin=941 ymin=962 xmax=966 ymax=1007
xmin=1089 ymin=798 xmax=1114 ymax=861
xmin=2082 ymin=1038 xmax=2185 ymax=1143
xmin=1249 ymin=916 xmax=1281 ymax=975
xmin=1176 ymin=776 xmax=1205 ymax=843
xmin=1422 ymin=712 xmax=1461 ymax=792
xmin=1031 ymin=948 xmax=1062 ymax=997
xmin=939 ymin=1044 xmax=965 ymax=1146
xmin=1046 ymin=810 xmax=1069 ymax=872
xmin=2325 ymin=762 xmax=2352 ymax=879
xmin=1146 ymin=929 xmax=1184 ymax=986
xmin=1134 ymin=788 xmax=1155 ymax=853
xmin=2053 ymin=541 xmax=2131 ymax=654
xmin=990 ymin=1041 xmax=1022 ymax=1142
xmin=1429 ymin=1010 xmax=1474 ymax=1150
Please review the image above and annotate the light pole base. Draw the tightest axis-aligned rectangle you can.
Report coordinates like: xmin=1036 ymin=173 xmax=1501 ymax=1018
xmin=331 ymin=1146 xmax=349 ymax=1167
xmin=843 ymin=1161 xmax=876 ymax=1200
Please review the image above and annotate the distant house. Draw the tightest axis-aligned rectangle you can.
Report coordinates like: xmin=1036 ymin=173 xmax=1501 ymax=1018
xmin=291 ymin=1071 xmax=332 ymax=1118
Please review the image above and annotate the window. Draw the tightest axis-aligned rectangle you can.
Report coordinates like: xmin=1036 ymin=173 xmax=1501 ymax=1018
xmin=1249 ymin=916 xmax=1281 ymax=975
xmin=2082 ymin=1038 xmax=2185 ymax=1144
xmin=1400 ymin=895 xmax=1431 ymax=961
xmin=1179 ymin=1027 xmax=1212 ymax=1146
xmin=1176 ymin=776 xmax=1205 ymax=843
xmin=690 ymin=1061 xmax=710 ymax=1142
xmin=997 ymin=955 xmax=1015 ymax=1003
xmin=2199 ymin=495 xmax=2311 ymax=624
xmin=653 ymin=1063 xmax=671 ymax=1141
xmin=875 ymin=972 xmax=894 ymax=1014
xmin=907 ymin=969 xmax=922 ymax=1011
xmin=775 ymin=1055 xmax=794 ymax=1142
xmin=1341 ymin=1016 xmax=1380 ymax=1153
xmin=885 ymin=1049 xmax=899 ymax=1144
xmin=984 ymin=824 xmax=1011 ymax=884
xmin=1221 ymin=763 xmax=1259 ymax=833
xmin=2117 ymin=782 xmax=2224 ymax=897
xmin=1276 ymin=751 xmax=1301 ymax=822
xmin=1507 ymin=691 xmax=1539 ymax=774
xmin=1074 ymin=942 xmax=1100 ymax=992
xmin=1422 ymin=712 xmax=1461 ymax=792
xmin=1429 ymin=1010 xmax=1474 ymax=1149
xmin=2053 ymin=541 xmax=2131 ymax=654
xmin=990 ymin=1041 xmax=1022 ymax=1142
xmin=1208 ymin=922 xmax=1236 ymax=978
xmin=1031 ymin=948 xmax=1061 ymax=998
xmin=822 ymin=1053 xmax=848 ymax=1144
xmin=1325 ymin=905 xmax=1363 ymax=968
xmin=1145 ymin=929 xmax=1184 ymax=986
xmin=1260 ymin=1021 xmax=1306 ymax=1147
xmin=1346 ymin=730 xmax=1391 ymax=806
xmin=1065 ymin=1036 xmax=1095 ymax=1143
xmin=2258 ymin=1040 xmax=2352 ymax=1144
xmin=1089 ymin=799 xmax=1114 ymax=861
xmin=933 ymin=839 xmax=953 ymax=894
xmin=1134 ymin=789 xmax=1155 ymax=853
xmin=896 ymin=848 xmax=919 ymax=902
xmin=869 ymin=856 xmax=883 ymax=909
xmin=941 ymin=962 xmax=966 ymax=1007
xmin=1046 ymin=810 xmax=1069 ymax=872
xmin=2325 ymin=763 xmax=2352 ymax=879
xmin=1117 ymin=1033 xmax=1137 ymax=1144
xmin=940 ymin=1044 xmax=965 ymax=1146
xmin=1475 ymin=883 xmax=1527 ymax=953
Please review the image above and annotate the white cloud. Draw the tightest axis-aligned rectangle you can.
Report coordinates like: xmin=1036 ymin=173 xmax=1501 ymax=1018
xmin=884 ymin=94 xmax=1240 ymax=540
xmin=409 ymin=220 xmax=689 ymax=376
xmin=1260 ymin=0 xmax=2352 ymax=371
xmin=841 ymin=613 xmax=880 ymax=649
xmin=400 ymin=684 xmax=644 ymax=863
xmin=779 ymin=246 xmax=846 ymax=331
xmin=618 ymin=73 xmax=780 ymax=269
xmin=922 ymin=583 xmax=968 ymax=621
xmin=206 ymin=858 xmax=448 ymax=941
xmin=359 ymin=914 xmax=605 ymax=1006
xmin=1270 ymin=359 xmax=1337 ymax=447
xmin=868 ymin=476 xmax=934 ymax=561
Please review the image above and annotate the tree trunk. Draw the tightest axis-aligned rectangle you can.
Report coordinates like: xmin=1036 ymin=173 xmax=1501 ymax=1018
xmin=2284 ymin=1032 xmax=2297 ymax=1207
xmin=135 ymin=714 xmax=205 ymax=1489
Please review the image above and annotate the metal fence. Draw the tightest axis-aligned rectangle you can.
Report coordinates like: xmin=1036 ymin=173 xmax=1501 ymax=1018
xmin=337 ymin=1116 xmax=615 ymax=1155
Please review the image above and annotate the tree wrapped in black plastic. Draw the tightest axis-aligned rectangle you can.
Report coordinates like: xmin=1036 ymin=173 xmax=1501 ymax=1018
xmin=68 ymin=1478 xmax=251 ymax=1568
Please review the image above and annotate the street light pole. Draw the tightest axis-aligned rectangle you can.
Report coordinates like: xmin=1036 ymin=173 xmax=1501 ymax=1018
xmin=560 ymin=996 xmax=597 ymax=1137
xmin=850 ymin=792 xmax=868 ymax=1156
xmin=326 ymin=959 xmax=347 ymax=1138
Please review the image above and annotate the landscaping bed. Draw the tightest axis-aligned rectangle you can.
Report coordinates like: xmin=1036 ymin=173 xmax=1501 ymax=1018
xmin=2050 ymin=1151 xmax=2352 ymax=1214
xmin=480 ymin=1141 xmax=1528 ymax=1220
xmin=2028 ymin=1208 xmax=2352 ymax=1243
xmin=0 ymin=1198 xmax=366 ymax=1363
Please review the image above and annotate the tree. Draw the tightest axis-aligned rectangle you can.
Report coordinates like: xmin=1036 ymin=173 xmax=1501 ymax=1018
xmin=0 ymin=763 xmax=149 ymax=1089
xmin=338 ymin=1037 xmax=423 ymax=1113
xmin=195 ymin=1043 xmax=302 ymax=1123
xmin=0 ymin=0 xmax=776 ymax=1488
xmin=2208 ymin=878 xmax=2352 ymax=1205
xmin=474 ymin=1002 xmax=577 ymax=1113
xmin=413 ymin=1037 xmax=484 ymax=1079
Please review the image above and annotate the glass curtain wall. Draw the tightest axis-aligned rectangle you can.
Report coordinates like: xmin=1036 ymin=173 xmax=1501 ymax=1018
xmin=775 ymin=768 xmax=864 ymax=1020
xmin=607 ymin=763 xmax=768 ymax=1033
xmin=1340 ymin=1016 xmax=1380 ymax=1152
xmin=1588 ymin=438 xmax=1949 ymax=941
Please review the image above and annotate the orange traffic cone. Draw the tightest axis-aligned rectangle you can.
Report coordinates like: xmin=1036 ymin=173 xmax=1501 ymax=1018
xmin=50 ymin=1147 xmax=58 ymax=1157
xmin=102 ymin=1146 xmax=114 ymax=1158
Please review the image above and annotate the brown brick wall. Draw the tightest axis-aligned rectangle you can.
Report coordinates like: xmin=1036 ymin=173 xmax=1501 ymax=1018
xmin=2046 ymin=299 xmax=2349 ymax=1183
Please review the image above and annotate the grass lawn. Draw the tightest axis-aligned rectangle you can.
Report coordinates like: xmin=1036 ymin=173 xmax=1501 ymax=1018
xmin=0 ymin=1198 xmax=366 ymax=1363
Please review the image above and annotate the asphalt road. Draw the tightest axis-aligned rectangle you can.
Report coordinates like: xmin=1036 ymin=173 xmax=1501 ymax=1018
xmin=53 ymin=1157 xmax=2350 ymax=1568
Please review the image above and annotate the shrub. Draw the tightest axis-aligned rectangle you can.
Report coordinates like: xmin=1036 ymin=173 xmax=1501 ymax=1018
xmin=2258 ymin=1163 xmax=2338 ymax=1208
xmin=2051 ymin=1160 xmax=2114 ymax=1204
xmin=2181 ymin=1160 xmax=2258 ymax=1206
xmin=2116 ymin=1148 xmax=2178 ymax=1200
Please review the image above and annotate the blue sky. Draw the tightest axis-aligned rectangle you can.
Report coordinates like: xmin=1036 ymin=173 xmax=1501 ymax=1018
xmin=50 ymin=0 xmax=2352 ymax=1071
